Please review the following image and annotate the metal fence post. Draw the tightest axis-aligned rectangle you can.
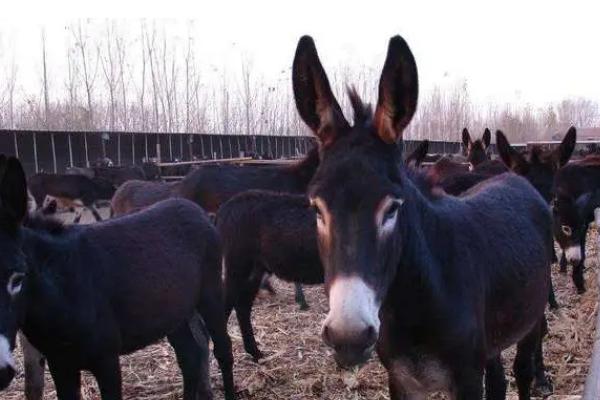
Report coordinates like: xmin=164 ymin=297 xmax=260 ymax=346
xmin=84 ymin=132 xmax=89 ymax=167
xmin=144 ymin=134 xmax=149 ymax=162
xmin=32 ymin=132 xmax=39 ymax=172
xmin=218 ymin=136 xmax=224 ymax=159
xmin=117 ymin=133 xmax=121 ymax=166
xmin=131 ymin=134 xmax=135 ymax=165
xmin=179 ymin=134 xmax=183 ymax=160
xmin=68 ymin=133 xmax=73 ymax=167
xmin=13 ymin=131 xmax=19 ymax=158
xmin=50 ymin=133 xmax=57 ymax=172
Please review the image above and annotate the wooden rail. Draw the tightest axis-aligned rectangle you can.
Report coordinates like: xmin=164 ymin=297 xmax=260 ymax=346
xmin=582 ymin=209 xmax=600 ymax=400
xmin=156 ymin=157 xmax=253 ymax=167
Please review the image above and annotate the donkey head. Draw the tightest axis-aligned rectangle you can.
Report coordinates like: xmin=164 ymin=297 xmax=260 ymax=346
xmin=0 ymin=155 xmax=28 ymax=390
xmin=293 ymin=35 xmax=418 ymax=367
xmin=551 ymin=193 xmax=588 ymax=264
xmin=496 ymin=127 xmax=576 ymax=202
xmin=462 ymin=128 xmax=491 ymax=170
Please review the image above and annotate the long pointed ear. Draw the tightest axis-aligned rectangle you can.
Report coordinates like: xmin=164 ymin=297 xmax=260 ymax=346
xmin=292 ymin=36 xmax=349 ymax=147
xmin=553 ymin=126 xmax=576 ymax=167
xmin=461 ymin=128 xmax=472 ymax=150
xmin=496 ymin=130 xmax=528 ymax=174
xmin=482 ymin=128 xmax=491 ymax=149
xmin=0 ymin=156 xmax=28 ymax=229
xmin=374 ymin=35 xmax=418 ymax=144
xmin=405 ymin=140 xmax=429 ymax=167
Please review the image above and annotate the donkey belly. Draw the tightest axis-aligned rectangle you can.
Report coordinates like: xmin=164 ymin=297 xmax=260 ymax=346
xmin=484 ymin=267 xmax=549 ymax=356
xmin=264 ymin=252 xmax=324 ymax=285
xmin=110 ymin=256 xmax=203 ymax=354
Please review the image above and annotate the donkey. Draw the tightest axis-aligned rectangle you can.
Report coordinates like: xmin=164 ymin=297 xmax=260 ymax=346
xmin=177 ymin=146 xmax=321 ymax=309
xmin=110 ymin=179 xmax=180 ymax=217
xmin=496 ymin=127 xmax=577 ymax=270
xmin=293 ymin=35 xmax=552 ymax=400
xmin=28 ymin=173 xmax=116 ymax=222
xmin=218 ymin=191 xmax=322 ymax=361
xmin=551 ymin=156 xmax=600 ymax=293
xmin=218 ymin=142 xmax=430 ymax=362
xmin=0 ymin=155 xmax=235 ymax=400
xmin=177 ymin=146 xmax=320 ymax=213
xmin=462 ymin=128 xmax=491 ymax=169
xmin=496 ymin=127 xmax=576 ymax=204
xmin=66 ymin=165 xmax=147 ymax=187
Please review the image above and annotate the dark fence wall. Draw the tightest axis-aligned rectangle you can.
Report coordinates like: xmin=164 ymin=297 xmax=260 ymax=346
xmin=1 ymin=130 xmax=319 ymax=175
xmin=1 ymin=129 xmax=484 ymax=176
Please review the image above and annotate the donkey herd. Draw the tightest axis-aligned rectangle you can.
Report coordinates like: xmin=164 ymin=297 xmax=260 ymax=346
xmin=1 ymin=34 xmax=600 ymax=400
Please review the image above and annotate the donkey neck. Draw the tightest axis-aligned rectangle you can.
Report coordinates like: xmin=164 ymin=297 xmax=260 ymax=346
xmin=388 ymin=180 xmax=465 ymax=319
xmin=283 ymin=147 xmax=320 ymax=190
xmin=20 ymin=225 xmax=90 ymax=345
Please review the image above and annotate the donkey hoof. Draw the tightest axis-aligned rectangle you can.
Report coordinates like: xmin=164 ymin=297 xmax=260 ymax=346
xmin=549 ymin=301 xmax=559 ymax=310
xmin=577 ymin=286 xmax=586 ymax=295
xmin=298 ymin=303 xmax=310 ymax=311
xmin=250 ymin=350 xmax=264 ymax=363
xmin=532 ymin=377 xmax=553 ymax=398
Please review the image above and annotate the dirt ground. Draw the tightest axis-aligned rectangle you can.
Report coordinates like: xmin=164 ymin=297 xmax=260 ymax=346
xmin=3 ymin=207 xmax=597 ymax=400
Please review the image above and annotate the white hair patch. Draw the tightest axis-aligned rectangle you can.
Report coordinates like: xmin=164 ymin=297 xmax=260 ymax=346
xmin=323 ymin=276 xmax=380 ymax=339
xmin=565 ymin=246 xmax=582 ymax=264
xmin=0 ymin=336 xmax=15 ymax=370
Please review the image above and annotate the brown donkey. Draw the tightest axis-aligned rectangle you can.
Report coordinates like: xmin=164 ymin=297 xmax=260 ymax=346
xmin=293 ymin=35 xmax=552 ymax=400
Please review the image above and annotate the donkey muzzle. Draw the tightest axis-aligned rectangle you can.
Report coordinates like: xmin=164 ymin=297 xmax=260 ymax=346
xmin=322 ymin=276 xmax=380 ymax=368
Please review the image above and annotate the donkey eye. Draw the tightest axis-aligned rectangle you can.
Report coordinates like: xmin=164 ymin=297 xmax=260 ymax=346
xmin=384 ymin=203 xmax=399 ymax=222
xmin=561 ymin=225 xmax=572 ymax=237
xmin=7 ymin=272 xmax=25 ymax=297
xmin=310 ymin=201 xmax=324 ymax=222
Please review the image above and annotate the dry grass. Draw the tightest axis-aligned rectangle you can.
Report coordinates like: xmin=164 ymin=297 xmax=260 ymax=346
xmin=2 ymin=209 xmax=598 ymax=400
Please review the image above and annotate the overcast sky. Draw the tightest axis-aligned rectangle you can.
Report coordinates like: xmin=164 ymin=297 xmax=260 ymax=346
xmin=2 ymin=0 xmax=599 ymax=107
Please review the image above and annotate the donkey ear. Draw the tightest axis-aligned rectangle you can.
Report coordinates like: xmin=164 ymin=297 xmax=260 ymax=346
xmin=461 ymin=128 xmax=472 ymax=150
xmin=553 ymin=126 xmax=576 ymax=168
xmin=482 ymin=128 xmax=491 ymax=149
xmin=496 ymin=130 xmax=528 ymax=174
xmin=0 ymin=156 xmax=28 ymax=228
xmin=374 ymin=35 xmax=418 ymax=144
xmin=292 ymin=36 xmax=349 ymax=147
xmin=405 ymin=140 xmax=429 ymax=167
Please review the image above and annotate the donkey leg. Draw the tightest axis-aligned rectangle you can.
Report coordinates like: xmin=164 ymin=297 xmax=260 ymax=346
xmin=233 ymin=274 xmax=264 ymax=362
xmin=47 ymin=357 xmax=82 ymax=400
xmin=168 ymin=320 xmax=213 ymax=400
xmin=387 ymin=371 xmax=417 ymax=400
xmin=559 ymin=252 xmax=568 ymax=273
xmin=532 ymin=317 xmax=553 ymax=398
xmin=259 ymin=273 xmax=276 ymax=295
xmin=294 ymin=283 xmax=309 ymax=310
xmin=90 ymin=356 xmax=122 ymax=400
xmin=197 ymin=291 xmax=236 ymax=400
xmin=513 ymin=323 xmax=541 ymax=400
xmin=484 ymin=356 xmax=506 ymax=400
xmin=572 ymin=240 xmax=586 ymax=294
xmin=21 ymin=333 xmax=46 ymax=400
xmin=87 ymin=203 xmax=103 ymax=222
xmin=547 ymin=276 xmax=559 ymax=310
xmin=72 ymin=209 xmax=83 ymax=224
xmin=452 ymin=365 xmax=485 ymax=400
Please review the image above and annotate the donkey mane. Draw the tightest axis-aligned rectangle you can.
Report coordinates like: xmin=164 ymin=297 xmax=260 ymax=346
xmin=529 ymin=146 xmax=546 ymax=163
xmin=347 ymin=87 xmax=373 ymax=127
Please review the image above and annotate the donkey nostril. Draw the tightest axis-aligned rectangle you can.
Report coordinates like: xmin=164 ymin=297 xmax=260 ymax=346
xmin=322 ymin=325 xmax=332 ymax=346
xmin=364 ymin=325 xmax=377 ymax=346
